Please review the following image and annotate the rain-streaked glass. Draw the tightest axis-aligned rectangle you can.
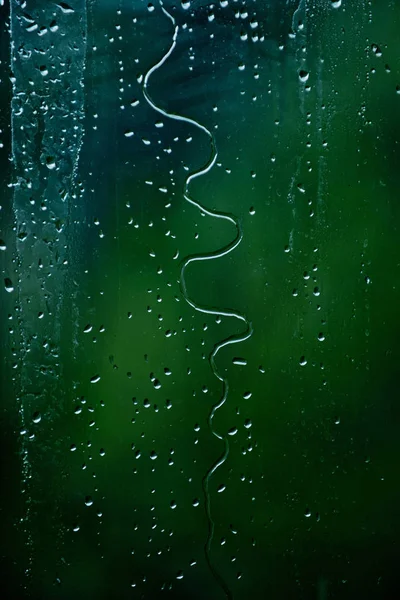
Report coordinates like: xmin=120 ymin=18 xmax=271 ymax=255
xmin=1 ymin=0 xmax=400 ymax=598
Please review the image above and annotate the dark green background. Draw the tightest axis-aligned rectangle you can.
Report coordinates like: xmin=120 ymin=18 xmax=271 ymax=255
xmin=1 ymin=0 xmax=400 ymax=598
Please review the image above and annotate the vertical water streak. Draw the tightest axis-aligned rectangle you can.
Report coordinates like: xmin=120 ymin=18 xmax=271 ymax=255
xmin=10 ymin=0 xmax=87 ymax=587
xmin=9 ymin=0 xmax=34 ymax=582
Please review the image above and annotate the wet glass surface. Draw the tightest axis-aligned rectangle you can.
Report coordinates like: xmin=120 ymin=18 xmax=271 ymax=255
xmin=1 ymin=0 xmax=400 ymax=598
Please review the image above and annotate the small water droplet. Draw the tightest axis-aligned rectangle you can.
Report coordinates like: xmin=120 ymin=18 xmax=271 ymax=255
xmin=371 ymin=43 xmax=382 ymax=57
xmin=232 ymin=357 xmax=247 ymax=366
xmin=57 ymin=2 xmax=75 ymax=14
xmin=299 ymin=70 xmax=309 ymax=83
xmin=32 ymin=412 xmax=41 ymax=424
xmin=46 ymin=157 xmax=56 ymax=169
xmin=4 ymin=278 xmax=14 ymax=293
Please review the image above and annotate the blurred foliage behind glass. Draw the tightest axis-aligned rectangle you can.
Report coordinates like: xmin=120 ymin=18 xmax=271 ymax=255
xmin=1 ymin=0 xmax=400 ymax=598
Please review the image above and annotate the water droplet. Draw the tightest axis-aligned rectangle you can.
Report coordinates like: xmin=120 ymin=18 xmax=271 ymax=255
xmin=4 ymin=278 xmax=14 ymax=293
xmin=371 ymin=43 xmax=382 ymax=57
xmin=57 ymin=2 xmax=75 ymax=14
xmin=46 ymin=157 xmax=56 ymax=169
xmin=233 ymin=357 xmax=247 ymax=366
xmin=32 ymin=412 xmax=41 ymax=424
xmin=299 ymin=70 xmax=309 ymax=83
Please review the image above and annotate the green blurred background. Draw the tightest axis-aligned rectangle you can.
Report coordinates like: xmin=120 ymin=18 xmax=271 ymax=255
xmin=1 ymin=0 xmax=400 ymax=598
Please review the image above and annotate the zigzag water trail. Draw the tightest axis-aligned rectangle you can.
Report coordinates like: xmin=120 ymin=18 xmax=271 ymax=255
xmin=142 ymin=3 xmax=253 ymax=596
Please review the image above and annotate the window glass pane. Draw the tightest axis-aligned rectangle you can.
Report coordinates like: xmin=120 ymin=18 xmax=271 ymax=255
xmin=1 ymin=0 xmax=400 ymax=598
